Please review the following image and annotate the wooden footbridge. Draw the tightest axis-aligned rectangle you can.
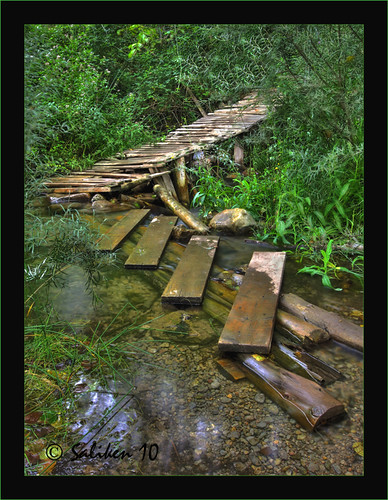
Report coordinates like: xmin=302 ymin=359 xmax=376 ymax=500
xmin=39 ymin=91 xmax=363 ymax=429
xmin=42 ymin=92 xmax=267 ymax=198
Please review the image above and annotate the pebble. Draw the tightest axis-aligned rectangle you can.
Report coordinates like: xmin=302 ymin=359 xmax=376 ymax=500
xmin=254 ymin=393 xmax=265 ymax=404
xmin=246 ymin=436 xmax=259 ymax=446
xmin=46 ymin=312 xmax=363 ymax=478
xmin=268 ymin=404 xmax=279 ymax=415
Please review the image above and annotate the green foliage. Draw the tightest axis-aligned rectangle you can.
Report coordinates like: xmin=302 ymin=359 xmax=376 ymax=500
xmin=24 ymin=210 xmax=116 ymax=306
xmin=25 ymin=23 xmax=364 ymax=288
xmin=24 ymin=24 xmax=157 ymax=184
xmin=297 ymin=240 xmax=363 ymax=291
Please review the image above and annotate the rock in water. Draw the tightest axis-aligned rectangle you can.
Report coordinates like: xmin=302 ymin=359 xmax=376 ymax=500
xmin=209 ymin=209 xmax=257 ymax=235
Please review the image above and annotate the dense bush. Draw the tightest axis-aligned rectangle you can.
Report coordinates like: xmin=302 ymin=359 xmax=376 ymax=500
xmin=25 ymin=23 xmax=364 ymax=253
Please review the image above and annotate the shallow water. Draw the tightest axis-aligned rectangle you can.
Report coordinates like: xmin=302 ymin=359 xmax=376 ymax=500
xmin=25 ymin=209 xmax=364 ymax=476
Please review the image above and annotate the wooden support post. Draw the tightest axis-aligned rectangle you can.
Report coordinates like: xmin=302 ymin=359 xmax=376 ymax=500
xmin=173 ymin=156 xmax=190 ymax=207
xmin=234 ymin=140 xmax=244 ymax=167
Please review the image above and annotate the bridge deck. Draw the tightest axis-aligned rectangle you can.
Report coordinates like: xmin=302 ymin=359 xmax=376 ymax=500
xmin=42 ymin=93 xmax=267 ymax=195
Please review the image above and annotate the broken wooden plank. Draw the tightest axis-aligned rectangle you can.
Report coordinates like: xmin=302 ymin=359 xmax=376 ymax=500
xmin=216 ymin=357 xmax=246 ymax=381
xmin=97 ymin=209 xmax=150 ymax=251
xmin=124 ymin=216 xmax=178 ymax=269
xmin=148 ymin=166 xmax=178 ymax=199
xmin=237 ymin=353 xmax=346 ymax=431
xmin=271 ymin=333 xmax=343 ymax=386
xmin=218 ymin=252 xmax=286 ymax=354
xmin=161 ymin=235 xmax=219 ymax=305
xmin=279 ymin=293 xmax=363 ymax=352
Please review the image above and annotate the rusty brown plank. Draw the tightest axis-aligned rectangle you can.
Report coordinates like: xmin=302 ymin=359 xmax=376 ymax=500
xmin=161 ymin=235 xmax=219 ymax=305
xmin=218 ymin=252 xmax=286 ymax=354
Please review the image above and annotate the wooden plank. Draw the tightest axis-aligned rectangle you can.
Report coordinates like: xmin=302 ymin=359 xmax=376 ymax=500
xmin=124 ymin=216 xmax=178 ymax=269
xmin=148 ymin=166 xmax=178 ymax=199
xmin=217 ymin=357 xmax=246 ymax=381
xmin=218 ymin=252 xmax=286 ymax=354
xmin=45 ymin=186 xmax=114 ymax=194
xmin=161 ymin=235 xmax=219 ymax=305
xmin=97 ymin=209 xmax=150 ymax=251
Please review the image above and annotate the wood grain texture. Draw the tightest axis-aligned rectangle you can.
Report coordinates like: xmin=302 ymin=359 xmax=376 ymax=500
xmin=97 ymin=209 xmax=150 ymax=251
xmin=124 ymin=216 xmax=177 ymax=269
xmin=218 ymin=252 xmax=286 ymax=354
xmin=161 ymin=235 xmax=219 ymax=305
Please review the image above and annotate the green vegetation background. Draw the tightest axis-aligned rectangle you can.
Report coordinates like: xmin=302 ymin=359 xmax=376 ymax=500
xmin=25 ymin=24 xmax=364 ymax=254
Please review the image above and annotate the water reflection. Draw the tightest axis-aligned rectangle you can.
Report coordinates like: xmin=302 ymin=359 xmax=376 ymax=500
xmin=26 ymin=218 xmax=363 ymax=476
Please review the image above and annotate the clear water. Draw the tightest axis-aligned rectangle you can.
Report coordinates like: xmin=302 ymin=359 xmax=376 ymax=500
xmin=25 ymin=209 xmax=364 ymax=476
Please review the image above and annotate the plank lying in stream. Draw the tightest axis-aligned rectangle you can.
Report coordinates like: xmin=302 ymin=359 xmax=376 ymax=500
xmin=124 ymin=216 xmax=178 ymax=269
xmin=97 ymin=209 xmax=150 ymax=251
xmin=218 ymin=252 xmax=286 ymax=354
xmin=161 ymin=235 xmax=219 ymax=305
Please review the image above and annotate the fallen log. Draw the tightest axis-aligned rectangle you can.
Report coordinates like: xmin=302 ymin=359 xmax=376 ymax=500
xmin=276 ymin=309 xmax=330 ymax=347
xmin=236 ymin=353 xmax=346 ymax=431
xmin=153 ymin=184 xmax=209 ymax=234
xmin=271 ymin=333 xmax=343 ymax=386
xmin=279 ymin=293 xmax=363 ymax=352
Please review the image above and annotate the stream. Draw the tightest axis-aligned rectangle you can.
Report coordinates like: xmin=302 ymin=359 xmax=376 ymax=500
xmin=25 ymin=207 xmax=364 ymax=476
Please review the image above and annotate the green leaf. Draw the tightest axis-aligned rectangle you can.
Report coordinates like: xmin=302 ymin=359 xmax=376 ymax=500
xmin=335 ymin=200 xmax=347 ymax=218
xmin=338 ymin=182 xmax=350 ymax=200
xmin=321 ymin=274 xmax=332 ymax=287
xmin=314 ymin=210 xmax=326 ymax=226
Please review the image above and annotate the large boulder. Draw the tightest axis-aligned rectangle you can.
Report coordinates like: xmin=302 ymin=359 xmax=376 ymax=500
xmin=209 ymin=208 xmax=257 ymax=235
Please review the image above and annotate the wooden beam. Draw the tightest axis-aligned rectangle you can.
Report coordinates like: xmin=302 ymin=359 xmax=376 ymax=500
xmin=161 ymin=235 xmax=219 ymax=305
xmin=218 ymin=252 xmax=286 ymax=354
xmin=96 ymin=209 xmax=150 ymax=251
xmin=279 ymin=293 xmax=363 ymax=352
xmin=124 ymin=216 xmax=177 ymax=269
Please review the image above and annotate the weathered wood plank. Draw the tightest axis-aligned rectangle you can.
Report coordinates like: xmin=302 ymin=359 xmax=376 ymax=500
xmin=97 ymin=209 xmax=150 ymax=251
xmin=45 ymin=186 xmax=114 ymax=194
xmin=161 ymin=235 xmax=219 ymax=305
xmin=218 ymin=252 xmax=286 ymax=354
xmin=124 ymin=216 xmax=177 ymax=269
